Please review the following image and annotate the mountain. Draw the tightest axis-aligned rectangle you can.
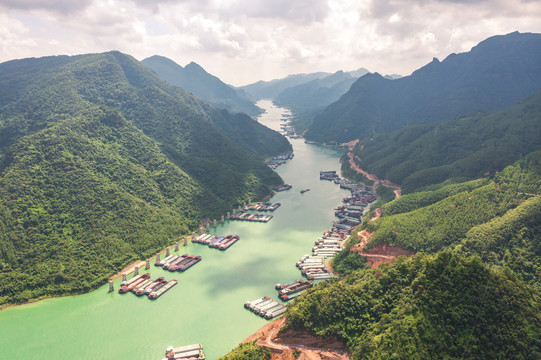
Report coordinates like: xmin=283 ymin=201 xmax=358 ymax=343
xmin=347 ymin=90 xmax=541 ymax=193
xmin=306 ymin=32 xmax=541 ymax=143
xmin=288 ymin=252 xmax=541 ymax=359
xmin=274 ymin=70 xmax=363 ymax=111
xmin=274 ymin=70 xmax=368 ymax=133
xmin=142 ymin=55 xmax=261 ymax=116
xmin=239 ymin=72 xmax=331 ymax=100
xmin=283 ymin=152 xmax=541 ymax=359
xmin=0 ymin=52 xmax=290 ymax=305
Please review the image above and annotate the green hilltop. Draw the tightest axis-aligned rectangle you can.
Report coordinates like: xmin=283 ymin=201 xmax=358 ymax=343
xmin=0 ymin=51 xmax=291 ymax=305
xmin=347 ymin=89 xmax=541 ymax=193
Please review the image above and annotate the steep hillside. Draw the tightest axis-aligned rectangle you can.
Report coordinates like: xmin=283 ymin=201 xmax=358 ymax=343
xmin=142 ymin=55 xmax=261 ymax=116
xmin=0 ymin=52 xmax=289 ymax=305
xmin=348 ymin=89 xmax=541 ymax=193
xmin=287 ymin=252 xmax=541 ymax=359
xmin=307 ymin=31 xmax=541 ymax=143
xmin=353 ymin=151 xmax=541 ymax=286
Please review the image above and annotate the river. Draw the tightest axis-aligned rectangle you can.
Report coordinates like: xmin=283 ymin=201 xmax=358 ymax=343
xmin=0 ymin=100 xmax=348 ymax=360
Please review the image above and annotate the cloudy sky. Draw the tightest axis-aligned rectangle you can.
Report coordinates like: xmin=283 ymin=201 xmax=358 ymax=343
xmin=0 ymin=0 xmax=540 ymax=86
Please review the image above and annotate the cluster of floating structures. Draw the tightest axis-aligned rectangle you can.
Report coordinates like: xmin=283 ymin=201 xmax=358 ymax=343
xmin=244 ymin=202 xmax=281 ymax=212
xmin=275 ymin=279 xmax=313 ymax=301
xmin=320 ymin=170 xmax=377 ymax=235
xmin=118 ymin=273 xmax=177 ymax=300
xmin=163 ymin=344 xmax=205 ymax=360
xmin=265 ymin=152 xmax=294 ymax=169
xmin=192 ymin=234 xmax=240 ymax=250
xmin=244 ymin=296 xmax=287 ymax=319
xmin=280 ymin=123 xmax=302 ymax=139
xmin=229 ymin=211 xmax=273 ymax=223
xmin=156 ymin=253 xmax=202 ymax=272
xmin=288 ymin=171 xmax=377 ymax=281
xmin=272 ymin=184 xmax=292 ymax=192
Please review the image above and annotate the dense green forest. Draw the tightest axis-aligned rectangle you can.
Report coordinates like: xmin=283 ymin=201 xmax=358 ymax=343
xmin=142 ymin=55 xmax=262 ymax=116
xmin=0 ymin=52 xmax=290 ymax=306
xmin=306 ymin=32 xmax=541 ymax=143
xmin=347 ymin=90 xmax=541 ymax=193
xmin=287 ymin=253 xmax=541 ymax=359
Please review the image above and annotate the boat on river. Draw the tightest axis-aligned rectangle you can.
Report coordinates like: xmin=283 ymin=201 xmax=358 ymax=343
xmin=149 ymin=279 xmax=177 ymax=300
xmin=177 ymin=256 xmax=202 ymax=272
xmin=300 ymin=189 xmax=311 ymax=194
xmin=165 ymin=343 xmax=205 ymax=360
xmin=118 ymin=273 xmax=150 ymax=294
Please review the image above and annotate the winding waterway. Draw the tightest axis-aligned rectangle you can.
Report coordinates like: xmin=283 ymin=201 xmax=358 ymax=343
xmin=0 ymin=101 xmax=348 ymax=360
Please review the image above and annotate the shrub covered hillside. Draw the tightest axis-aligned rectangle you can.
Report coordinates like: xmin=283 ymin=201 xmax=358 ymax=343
xmin=0 ymin=52 xmax=290 ymax=306
xmin=287 ymin=253 xmax=541 ymax=360
xmin=354 ymin=151 xmax=541 ymax=287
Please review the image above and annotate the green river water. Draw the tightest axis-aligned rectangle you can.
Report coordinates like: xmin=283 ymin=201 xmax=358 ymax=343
xmin=0 ymin=101 xmax=349 ymax=360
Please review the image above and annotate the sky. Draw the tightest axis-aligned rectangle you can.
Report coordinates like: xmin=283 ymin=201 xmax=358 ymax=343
xmin=0 ymin=0 xmax=540 ymax=86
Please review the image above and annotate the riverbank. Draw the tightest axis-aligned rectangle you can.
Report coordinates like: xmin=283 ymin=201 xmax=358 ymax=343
xmin=243 ymin=317 xmax=350 ymax=360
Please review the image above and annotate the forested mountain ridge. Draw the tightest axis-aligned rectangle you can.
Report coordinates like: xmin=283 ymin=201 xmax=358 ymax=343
xmin=347 ymin=89 xmax=541 ymax=193
xmin=0 ymin=52 xmax=290 ymax=305
xmin=142 ymin=55 xmax=262 ymax=116
xmin=306 ymin=31 xmax=541 ymax=143
xmin=239 ymin=72 xmax=331 ymax=100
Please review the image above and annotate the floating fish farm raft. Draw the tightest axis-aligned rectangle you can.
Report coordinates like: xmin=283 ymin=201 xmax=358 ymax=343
xmin=164 ymin=343 xmax=205 ymax=360
xmin=156 ymin=254 xmax=202 ymax=272
xmin=272 ymin=184 xmax=292 ymax=192
xmin=275 ymin=279 xmax=313 ymax=301
xmin=118 ymin=273 xmax=177 ymax=300
xmin=192 ymin=233 xmax=240 ymax=250
xmin=244 ymin=202 xmax=281 ymax=212
xmin=244 ymin=296 xmax=287 ymax=319
xmin=229 ymin=211 xmax=273 ymax=222
xmin=266 ymin=152 xmax=294 ymax=169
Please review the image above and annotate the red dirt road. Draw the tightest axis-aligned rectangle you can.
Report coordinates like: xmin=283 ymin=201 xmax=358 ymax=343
xmin=346 ymin=152 xmax=401 ymax=199
xmin=243 ymin=317 xmax=350 ymax=360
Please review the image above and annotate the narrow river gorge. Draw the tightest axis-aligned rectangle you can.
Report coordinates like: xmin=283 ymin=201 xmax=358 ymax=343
xmin=0 ymin=100 xmax=350 ymax=360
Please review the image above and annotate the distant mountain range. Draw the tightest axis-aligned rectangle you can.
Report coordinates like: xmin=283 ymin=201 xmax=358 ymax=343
xmin=0 ymin=51 xmax=290 ymax=305
xmin=239 ymin=72 xmax=332 ymax=100
xmin=274 ymin=69 xmax=367 ymax=112
xmin=142 ymin=55 xmax=261 ymax=116
xmin=306 ymin=31 xmax=541 ymax=143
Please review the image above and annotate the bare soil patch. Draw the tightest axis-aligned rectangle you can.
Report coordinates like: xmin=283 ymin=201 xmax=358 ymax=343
xmin=244 ymin=318 xmax=350 ymax=360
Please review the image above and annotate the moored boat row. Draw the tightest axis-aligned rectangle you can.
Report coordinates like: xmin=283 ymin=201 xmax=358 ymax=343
xmin=244 ymin=296 xmax=286 ymax=319
xmin=275 ymin=279 xmax=313 ymax=301
xmin=164 ymin=343 xmax=205 ymax=360
xmin=244 ymin=202 xmax=281 ymax=212
xmin=118 ymin=273 xmax=177 ymax=300
xmin=229 ymin=211 xmax=273 ymax=222
xmin=156 ymin=254 xmax=202 ymax=272
xmin=193 ymin=233 xmax=240 ymax=250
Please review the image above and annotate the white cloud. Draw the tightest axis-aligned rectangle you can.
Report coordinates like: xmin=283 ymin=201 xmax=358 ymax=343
xmin=0 ymin=0 xmax=540 ymax=85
